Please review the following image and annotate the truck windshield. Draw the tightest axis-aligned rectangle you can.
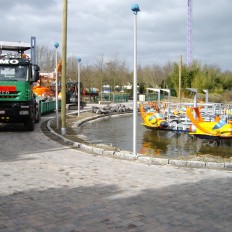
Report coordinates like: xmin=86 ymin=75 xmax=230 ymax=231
xmin=0 ymin=65 xmax=28 ymax=81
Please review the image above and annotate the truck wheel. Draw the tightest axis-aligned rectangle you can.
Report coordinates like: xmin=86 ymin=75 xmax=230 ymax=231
xmin=24 ymin=117 xmax=35 ymax=131
xmin=35 ymin=104 xmax=41 ymax=123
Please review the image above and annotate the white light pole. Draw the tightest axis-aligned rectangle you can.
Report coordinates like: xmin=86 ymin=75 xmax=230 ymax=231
xmin=131 ymin=3 xmax=140 ymax=156
xmin=187 ymin=88 xmax=198 ymax=107
xmin=77 ymin=57 xmax=81 ymax=116
xmin=203 ymin=89 xmax=209 ymax=113
xmin=54 ymin=42 xmax=59 ymax=129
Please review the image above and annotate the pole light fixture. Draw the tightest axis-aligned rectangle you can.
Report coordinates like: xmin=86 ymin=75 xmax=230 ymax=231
xmin=77 ymin=57 xmax=81 ymax=116
xmin=54 ymin=42 xmax=59 ymax=129
xmin=131 ymin=3 xmax=140 ymax=156
xmin=131 ymin=3 xmax=140 ymax=14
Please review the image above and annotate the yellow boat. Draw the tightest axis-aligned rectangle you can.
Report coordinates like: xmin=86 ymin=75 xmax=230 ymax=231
xmin=140 ymin=103 xmax=169 ymax=130
xmin=186 ymin=107 xmax=232 ymax=139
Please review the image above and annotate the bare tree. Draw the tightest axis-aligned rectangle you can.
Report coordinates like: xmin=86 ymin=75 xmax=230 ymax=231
xmin=94 ymin=54 xmax=106 ymax=90
xmin=104 ymin=54 xmax=130 ymax=90
xmin=37 ymin=45 xmax=59 ymax=72
xmin=66 ymin=56 xmax=78 ymax=81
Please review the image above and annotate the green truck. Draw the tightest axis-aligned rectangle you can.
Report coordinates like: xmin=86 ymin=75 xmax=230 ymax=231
xmin=0 ymin=37 xmax=41 ymax=131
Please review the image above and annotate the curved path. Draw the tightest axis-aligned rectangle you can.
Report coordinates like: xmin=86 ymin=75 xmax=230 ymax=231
xmin=0 ymin=116 xmax=231 ymax=231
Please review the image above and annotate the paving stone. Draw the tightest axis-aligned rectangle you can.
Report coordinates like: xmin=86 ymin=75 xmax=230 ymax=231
xmin=206 ymin=162 xmax=225 ymax=169
xmin=79 ymin=144 xmax=93 ymax=152
xmin=151 ymin=157 xmax=169 ymax=165
xmin=169 ymin=159 xmax=187 ymax=167
xmin=187 ymin=160 xmax=206 ymax=168
xmin=0 ymin=117 xmax=231 ymax=232
xmin=92 ymin=147 xmax=104 ymax=154
xmin=114 ymin=151 xmax=137 ymax=160
xmin=137 ymin=156 xmax=152 ymax=164
xmin=102 ymin=150 xmax=115 ymax=156
xmin=224 ymin=162 xmax=232 ymax=169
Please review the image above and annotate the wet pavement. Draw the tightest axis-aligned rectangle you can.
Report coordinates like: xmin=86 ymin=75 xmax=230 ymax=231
xmin=0 ymin=107 xmax=232 ymax=232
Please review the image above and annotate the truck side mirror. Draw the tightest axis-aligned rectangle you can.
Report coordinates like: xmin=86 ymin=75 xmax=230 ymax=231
xmin=34 ymin=65 xmax=40 ymax=82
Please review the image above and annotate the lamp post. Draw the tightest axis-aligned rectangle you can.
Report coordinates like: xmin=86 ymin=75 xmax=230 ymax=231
xmin=113 ymin=76 xmax=115 ymax=102
xmin=54 ymin=42 xmax=59 ymax=129
xmin=131 ymin=3 xmax=140 ymax=156
xmin=61 ymin=0 xmax=68 ymax=135
xmin=187 ymin=88 xmax=198 ymax=107
xmin=203 ymin=89 xmax=209 ymax=113
xmin=101 ymin=75 xmax=103 ymax=101
xmin=77 ymin=57 xmax=81 ymax=116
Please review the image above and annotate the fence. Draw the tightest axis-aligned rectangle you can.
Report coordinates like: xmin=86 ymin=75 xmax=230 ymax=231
xmin=84 ymin=93 xmax=129 ymax=103
xmin=145 ymin=94 xmax=164 ymax=101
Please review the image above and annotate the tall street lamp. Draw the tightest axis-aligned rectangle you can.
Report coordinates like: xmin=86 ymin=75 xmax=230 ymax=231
xmin=131 ymin=3 xmax=140 ymax=156
xmin=54 ymin=42 xmax=59 ymax=129
xmin=77 ymin=57 xmax=81 ymax=116
xmin=61 ymin=0 xmax=68 ymax=135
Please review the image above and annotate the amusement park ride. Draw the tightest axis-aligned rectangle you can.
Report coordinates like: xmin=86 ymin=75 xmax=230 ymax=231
xmin=139 ymin=92 xmax=232 ymax=140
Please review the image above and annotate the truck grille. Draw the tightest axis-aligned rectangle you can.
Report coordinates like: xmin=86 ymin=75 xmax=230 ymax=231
xmin=0 ymin=91 xmax=20 ymax=99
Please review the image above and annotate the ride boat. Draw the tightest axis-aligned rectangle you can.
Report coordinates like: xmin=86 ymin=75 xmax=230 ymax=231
xmin=186 ymin=107 xmax=232 ymax=139
xmin=139 ymin=103 xmax=169 ymax=130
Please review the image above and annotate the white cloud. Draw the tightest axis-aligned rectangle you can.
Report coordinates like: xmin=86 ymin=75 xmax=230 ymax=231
xmin=1 ymin=0 xmax=232 ymax=71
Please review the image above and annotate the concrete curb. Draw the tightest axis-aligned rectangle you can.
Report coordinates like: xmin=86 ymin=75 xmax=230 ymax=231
xmin=46 ymin=114 xmax=232 ymax=170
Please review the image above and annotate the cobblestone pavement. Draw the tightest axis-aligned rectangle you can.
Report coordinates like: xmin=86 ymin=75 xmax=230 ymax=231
xmin=0 ymin=118 xmax=232 ymax=232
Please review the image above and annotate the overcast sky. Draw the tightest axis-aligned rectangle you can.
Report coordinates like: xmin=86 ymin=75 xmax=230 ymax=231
xmin=1 ymin=0 xmax=232 ymax=71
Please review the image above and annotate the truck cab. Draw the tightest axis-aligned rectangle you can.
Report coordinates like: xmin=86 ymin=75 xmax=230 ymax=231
xmin=0 ymin=38 xmax=41 ymax=131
